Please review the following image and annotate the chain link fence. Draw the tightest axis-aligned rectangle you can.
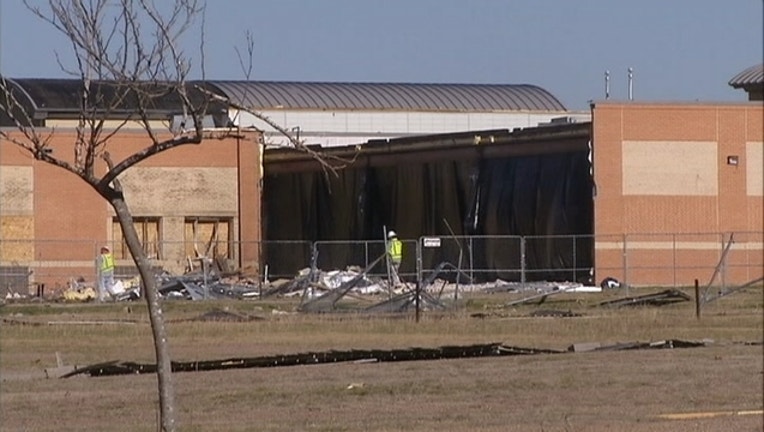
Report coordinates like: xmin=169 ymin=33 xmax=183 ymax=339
xmin=1 ymin=231 xmax=761 ymax=298
xmin=314 ymin=239 xmax=418 ymax=283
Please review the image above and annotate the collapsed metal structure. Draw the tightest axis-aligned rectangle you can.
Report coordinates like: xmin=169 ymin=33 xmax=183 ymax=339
xmin=60 ymin=339 xmax=708 ymax=378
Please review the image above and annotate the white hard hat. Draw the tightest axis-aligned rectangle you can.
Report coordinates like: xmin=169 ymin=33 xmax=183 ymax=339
xmin=387 ymin=230 xmax=397 ymax=238
xmin=101 ymin=245 xmax=110 ymax=251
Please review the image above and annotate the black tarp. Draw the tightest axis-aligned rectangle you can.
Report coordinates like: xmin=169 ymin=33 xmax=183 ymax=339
xmin=263 ymin=150 xmax=593 ymax=282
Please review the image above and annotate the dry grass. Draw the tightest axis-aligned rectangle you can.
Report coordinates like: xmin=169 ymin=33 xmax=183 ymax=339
xmin=1 ymin=287 xmax=762 ymax=431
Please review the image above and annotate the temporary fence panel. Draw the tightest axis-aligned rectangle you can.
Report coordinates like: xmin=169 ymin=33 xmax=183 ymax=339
xmin=522 ymin=234 xmax=593 ymax=284
xmin=0 ymin=239 xmax=100 ymax=297
xmin=670 ymin=233 xmax=725 ymax=288
xmin=593 ymin=234 xmax=628 ymax=284
xmin=256 ymin=240 xmax=313 ymax=280
xmin=418 ymin=235 xmax=524 ymax=284
xmin=625 ymin=233 xmax=685 ymax=287
xmin=313 ymin=240 xmax=417 ymax=282
xmin=717 ymin=232 xmax=763 ymax=287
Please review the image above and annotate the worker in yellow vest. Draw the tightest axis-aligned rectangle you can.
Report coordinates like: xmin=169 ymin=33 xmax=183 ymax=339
xmin=387 ymin=230 xmax=403 ymax=286
xmin=97 ymin=245 xmax=115 ymax=301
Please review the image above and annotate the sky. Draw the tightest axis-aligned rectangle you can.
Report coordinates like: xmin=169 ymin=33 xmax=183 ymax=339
xmin=0 ymin=0 xmax=761 ymax=110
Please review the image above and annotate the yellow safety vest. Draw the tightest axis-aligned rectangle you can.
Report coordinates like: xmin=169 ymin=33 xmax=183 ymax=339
xmin=388 ymin=238 xmax=403 ymax=262
xmin=101 ymin=253 xmax=115 ymax=272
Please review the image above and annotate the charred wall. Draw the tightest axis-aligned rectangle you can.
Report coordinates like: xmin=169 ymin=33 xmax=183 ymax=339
xmin=262 ymin=125 xmax=594 ymax=282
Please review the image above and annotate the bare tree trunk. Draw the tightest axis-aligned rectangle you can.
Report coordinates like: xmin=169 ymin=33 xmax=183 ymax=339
xmin=110 ymin=196 xmax=176 ymax=432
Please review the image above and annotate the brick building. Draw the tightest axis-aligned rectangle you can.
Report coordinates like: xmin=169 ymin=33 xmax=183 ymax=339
xmin=1 ymin=77 xmax=762 ymax=293
xmin=591 ymin=101 xmax=763 ymax=285
xmin=0 ymin=128 xmax=262 ymax=288
xmin=0 ymin=78 xmax=263 ymax=293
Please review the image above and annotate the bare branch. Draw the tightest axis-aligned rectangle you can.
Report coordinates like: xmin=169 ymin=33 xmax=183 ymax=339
xmin=235 ymin=31 xmax=255 ymax=80
xmin=97 ymin=133 xmax=203 ymax=190
xmin=0 ymin=77 xmax=79 ymax=174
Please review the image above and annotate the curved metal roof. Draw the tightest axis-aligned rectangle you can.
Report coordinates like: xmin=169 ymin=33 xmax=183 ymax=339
xmin=2 ymin=78 xmax=225 ymax=114
xmin=1 ymin=78 xmax=567 ymax=120
xmin=728 ymin=64 xmax=763 ymax=88
xmin=203 ymin=81 xmax=567 ymax=112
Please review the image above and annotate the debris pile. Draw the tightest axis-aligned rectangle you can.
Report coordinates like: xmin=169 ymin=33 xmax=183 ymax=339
xmin=61 ymin=338 xmax=710 ymax=378
xmin=598 ymin=289 xmax=691 ymax=308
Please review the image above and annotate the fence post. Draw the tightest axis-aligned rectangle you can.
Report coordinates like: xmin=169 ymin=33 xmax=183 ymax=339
xmin=468 ymin=237 xmax=474 ymax=284
xmin=519 ymin=236 xmax=526 ymax=284
xmin=721 ymin=233 xmax=728 ymax=291
xmin=202 ymin=257 xmax=209 ymax=299
xmin=310 ymin=242 xmax=318 ymax=283
xmin=572 ymin=235 xmax=577 ymax=282
xmin=416 ymin=237 xmax=422 ymax=298
xmin=622 ymin=234 xmax=629 ymax=295
xmin=694 ymin=278 xmax=701 ymax=320
xmin=415 ymin=279 xmax=421 ymax=323
xmin=672 ymin=233 xmax=677 ymax=288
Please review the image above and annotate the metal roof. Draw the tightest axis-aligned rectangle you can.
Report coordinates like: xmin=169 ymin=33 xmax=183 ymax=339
xmin=203 ymin=81 xmax=567 ymax=112
xmin=2 ymin=78 xmax=226 ymax=115
xmin=728 ymin=64 xmax=764 ymax=88
xmin=1 ymin=78 xmax=567 ymax=120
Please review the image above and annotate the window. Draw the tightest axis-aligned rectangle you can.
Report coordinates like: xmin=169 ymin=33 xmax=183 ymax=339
xmin=112 ymin=217 xmax=161 ymax=259
xmin=184 ymin=217 xmax=233 ymax=259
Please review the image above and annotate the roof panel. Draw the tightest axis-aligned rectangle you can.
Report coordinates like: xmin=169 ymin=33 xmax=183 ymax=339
xmin=7 ymin=78 xmax=223 ymax=114
xmin=5 ymin=79 xmax=568 ymax=114
xmin=729 ymin=64 xmax=763 ymax=88
xmin=207 ymin=81 xmax=567 ymax=112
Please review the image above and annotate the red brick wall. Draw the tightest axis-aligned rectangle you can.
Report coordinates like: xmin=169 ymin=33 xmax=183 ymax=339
xmin=592 ymin=102 xmax=763 ymax=286
xmin=0 ymin=128 xmax=262 ymax=289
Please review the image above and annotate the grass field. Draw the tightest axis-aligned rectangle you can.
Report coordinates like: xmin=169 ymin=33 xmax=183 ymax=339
xmin=1 ymin=287 xmax=762 ymax=431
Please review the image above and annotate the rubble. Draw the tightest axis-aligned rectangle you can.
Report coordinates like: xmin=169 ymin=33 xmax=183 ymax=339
xmin=61 ymin=338 xmax=710 ymax=378
xmin=597 ymin=289 xmax=691 ymax=308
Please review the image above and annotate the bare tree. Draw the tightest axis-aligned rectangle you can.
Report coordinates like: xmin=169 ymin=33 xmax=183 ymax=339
xmin=1 ymin=2 xmax=355 ymax=430
xmin=209 ymin=31 xmax=355 ymax=175
xmin=0 ymin=1 xmax=208 ymax=430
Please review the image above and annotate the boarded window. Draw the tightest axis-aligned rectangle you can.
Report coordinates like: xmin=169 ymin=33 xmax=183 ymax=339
xmin=112 ymin=217 xmax=161 ymax=259
xmin=184 ymin=217 xmax=232 ymax=259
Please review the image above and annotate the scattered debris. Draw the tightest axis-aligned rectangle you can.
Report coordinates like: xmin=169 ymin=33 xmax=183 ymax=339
xmin=1 ymin=317 xmax=138 ymax=326
xmin=504 ymin=283 xmax=595 ymax=307
xmin=530 ymin=309 xmax=582 ymax=318
xmin=61 ymin=337 xmax=711 ymax=379
xmin=62 ymin=343 xmax=564 ymax=377
xmin=364 ymin=289 xmax=446 ymax=313
xmin=600 ymin=277 xmax=622 ymax=289
xmin=593 ymin=339 xmax=708 ymax=351
xmin=44 ymin=352 xmax=77 ymax=379
xmin=175 ymin=308 xmax=264 ymax=323
xmin=657 ymin=409 xmax=764 ymax=420
xmin=156 ymin=271 xmax=260 ymax=300
xmin=598 ymin=289 xmax=691 ymax=308
xmin=568 ymin=342 xmax=602 ymax=353
xmin=63 ymin=287 xmax=96 ymax=302
xmin=298 ymin=253 xmax=386 ymax=313
xmin=569 ymin=339 xmax=709 ymax=352
xmin=703 ymin=276 xmax=764 ymax=304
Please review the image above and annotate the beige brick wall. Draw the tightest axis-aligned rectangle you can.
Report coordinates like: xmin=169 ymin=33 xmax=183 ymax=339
xmin=119 ymin=167 xmax=238 ymax=216
xmin=622 ymin=141 xmax=718 ymax=196
xmin=747 ymin=142 xmax=763 ymax=196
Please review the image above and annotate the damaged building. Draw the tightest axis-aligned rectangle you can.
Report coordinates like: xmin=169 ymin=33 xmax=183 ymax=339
xmin=1 ymin=70 xmax=762 ymax=295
